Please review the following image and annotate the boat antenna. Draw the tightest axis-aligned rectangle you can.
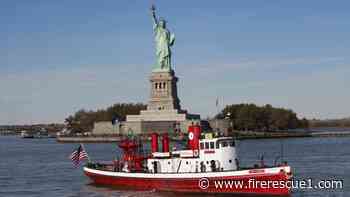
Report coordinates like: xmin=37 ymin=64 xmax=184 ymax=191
xmin=280 ymin=138 xmax=284 ymax=163
xmin=274 ymin=139 xmax=285 ymax=166
xmin=260 ymin=153 xmax=265 ymax=167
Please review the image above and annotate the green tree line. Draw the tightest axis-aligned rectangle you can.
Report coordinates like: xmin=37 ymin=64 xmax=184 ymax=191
xmin=218 ymin=104 xmax=309 ymax=131
xmin=65 ymin=102 xmax=309 ymax=133
xmin=309 ymin=118 xmax=350 ymax=128
xmin=65 ymin=103 xmax=146 ymax=133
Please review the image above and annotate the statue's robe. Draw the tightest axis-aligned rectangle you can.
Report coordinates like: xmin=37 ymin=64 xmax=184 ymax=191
xmin=153 ymin=24 xmax=175 ymax=71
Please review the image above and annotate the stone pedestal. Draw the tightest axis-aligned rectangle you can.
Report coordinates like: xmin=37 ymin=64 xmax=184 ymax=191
xmin=147 ymin=70 xmax=181 ymax=111
xmin=125 ymin=69 xmax=200 ymax=134
xmin=127 ymin=110 xmax=186 ymax=122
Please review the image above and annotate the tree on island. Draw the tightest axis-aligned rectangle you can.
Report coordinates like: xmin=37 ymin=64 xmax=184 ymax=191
xmin=65 ymin=102 xmax=309 ymax=133
xmin=65 ymin=103 xmax=146 ymax=133
xmin=218 ymin=103 xmax=309 ymax=131
xmin=309 ymin=118 xmax=350 ymax=128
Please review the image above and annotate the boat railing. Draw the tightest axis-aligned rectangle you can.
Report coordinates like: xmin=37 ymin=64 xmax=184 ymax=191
xmin=86 ymin=162 xmax=148 ymax=173
xmin=86 ymin=161 xmax=286 ymax=175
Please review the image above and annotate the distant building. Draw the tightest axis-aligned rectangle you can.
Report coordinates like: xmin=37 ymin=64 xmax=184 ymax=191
xmin=208 ymin=119 xmax=232 ymax=134
xmin=92 ymin=121 xmax=122 ymax=135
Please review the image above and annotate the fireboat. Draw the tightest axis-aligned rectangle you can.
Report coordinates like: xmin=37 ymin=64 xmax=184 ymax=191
xmin=84 ymin=124 xmax=292 ymax=196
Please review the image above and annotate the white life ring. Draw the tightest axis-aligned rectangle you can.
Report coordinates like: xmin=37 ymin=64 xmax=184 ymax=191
xmin=188 ymin=132 xmax=194 ymax=140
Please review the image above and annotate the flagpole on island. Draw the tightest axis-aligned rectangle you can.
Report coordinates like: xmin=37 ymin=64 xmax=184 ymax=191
xmin=215 ymin=97 xmax=219 ymax=131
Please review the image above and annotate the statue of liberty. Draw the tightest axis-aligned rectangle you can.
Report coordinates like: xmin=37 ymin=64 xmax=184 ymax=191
xmin=150 ymin=5 xmax=175 ymax=72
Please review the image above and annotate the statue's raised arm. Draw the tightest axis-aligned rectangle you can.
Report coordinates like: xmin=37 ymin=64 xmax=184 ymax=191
xmin=150 ymin=4 xmax=174 ymax=72
xmin=150 ymin=4 xmax=158 ymax=26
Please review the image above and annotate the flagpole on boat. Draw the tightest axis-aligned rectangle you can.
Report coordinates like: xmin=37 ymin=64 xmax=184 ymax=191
xmin=80 ymin=143 xmax=92 ymax=163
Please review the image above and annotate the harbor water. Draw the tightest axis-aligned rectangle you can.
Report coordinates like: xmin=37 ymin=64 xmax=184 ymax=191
xmin=0 ymin=136 xmax=349 ymax=197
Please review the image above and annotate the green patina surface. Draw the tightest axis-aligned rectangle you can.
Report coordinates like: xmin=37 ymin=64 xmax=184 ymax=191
xmin=151 ymin=5 xmax=175 ymax=72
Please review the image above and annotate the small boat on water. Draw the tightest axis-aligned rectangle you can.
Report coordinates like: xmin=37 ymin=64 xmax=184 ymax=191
xmin=20 ymin=130 xmax=34 ymax=138
xmin=84 ymin=124 xmax=292 ymax=196
xmin=20 ymin=128 xmax=56 ymax=139
xmin=35 ymin=128 xmax=52 ymax=138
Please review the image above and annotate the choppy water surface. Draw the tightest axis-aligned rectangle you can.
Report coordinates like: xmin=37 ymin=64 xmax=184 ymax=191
xmin=0 ymin=136 xmax=349 ymax=197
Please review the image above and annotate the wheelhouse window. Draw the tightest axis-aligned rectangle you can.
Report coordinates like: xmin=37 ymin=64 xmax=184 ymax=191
xmin=200 ymin=142 xmax=204 ymax=150
xmin=216 ymin=141 xmax=220 ymax=149
xmin=205 ymin=142 xmax=209 ymax=149
xmin=210 ymin=142 xmax=214 ymax=149
xmin=219 ymin=140 xmax=235 ymax=148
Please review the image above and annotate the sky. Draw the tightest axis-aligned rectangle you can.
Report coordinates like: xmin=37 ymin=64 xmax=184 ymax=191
xmin=1 ymin=0 xmax=350 ymax=124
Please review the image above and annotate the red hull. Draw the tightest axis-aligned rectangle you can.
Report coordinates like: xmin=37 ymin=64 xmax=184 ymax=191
xmin=84 ymin=167 xmax=291 ymax=196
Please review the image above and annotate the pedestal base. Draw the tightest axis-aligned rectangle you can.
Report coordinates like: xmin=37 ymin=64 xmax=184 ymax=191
xmin=125 ymin=110 xmax=200 ymax=134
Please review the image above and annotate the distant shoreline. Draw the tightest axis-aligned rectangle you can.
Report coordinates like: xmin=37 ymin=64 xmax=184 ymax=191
xmin=56 ymin=130 xmax=350 ymax=143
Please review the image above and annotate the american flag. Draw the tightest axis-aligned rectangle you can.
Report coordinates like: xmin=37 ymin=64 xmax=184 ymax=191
xmin=70 ymin=144 xmax=89 ymax=168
